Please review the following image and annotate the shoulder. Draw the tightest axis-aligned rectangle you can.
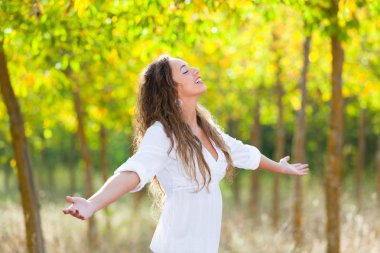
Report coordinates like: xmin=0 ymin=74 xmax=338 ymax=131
xmin=147 ymin=120 xmax=165 ymax=134
xmin=142 ymin=121 xmax=170 ymax=143
xmin=215 ymin=127 xmax=238 ymax=145
xmin=215 ymin=126 xmax=227 ymax=139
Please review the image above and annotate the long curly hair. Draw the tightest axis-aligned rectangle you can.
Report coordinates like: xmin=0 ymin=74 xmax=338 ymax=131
xmin=133 ymin=55 xmax=234 ymax=204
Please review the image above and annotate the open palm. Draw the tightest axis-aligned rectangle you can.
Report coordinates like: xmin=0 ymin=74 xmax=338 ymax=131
xmin=62 ymin=196 xmax=95 ymax=220
xmin=279 ymin=156 xmax=309 ymax=176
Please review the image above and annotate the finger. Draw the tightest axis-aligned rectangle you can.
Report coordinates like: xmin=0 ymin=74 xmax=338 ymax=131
xmin=295 ymin=164 xmax=308 ymax=169
xmin=71 ymin=210 xmax=80 ymax=218
xmin=295 ymin=171 xmax=307 ymax=175
xmin=65 ymin=196 xmax=75 ymax=204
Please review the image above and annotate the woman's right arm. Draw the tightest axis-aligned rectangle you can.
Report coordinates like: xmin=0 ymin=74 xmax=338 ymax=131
xmin=62 ymin=171 xmax=140 ymax=220
xmin=63 ymin=121 xmax=170 ymax=220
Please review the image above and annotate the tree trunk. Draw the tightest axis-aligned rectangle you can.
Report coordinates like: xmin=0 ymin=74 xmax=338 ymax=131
xmin=72 ymin=80 xmax=98 ymax=249
xmin=68 ymin=134 xmax=76 ymax=193
xmin=325 ymin=34 xmax=344 ymax=253
xmin=100 ymin=124 xmax=112 ymax=231
xmin=376 ymin=126 xmax=380 ymax=209
xmin=355 ymin=108 xmax=366 ymax=212
xmin=4 ymin=160 xmax=11 ymax=191
xmin=41 ymin=134 xmax=55 ymax=194
xmin=100 ymin=124 xmax=108 ymax=186
xmin=292 ymin=35 xmax=311 ymax=251
xmin=228 ymin=119 xmax=242 ymax=204
xmin=248 ymin=97 xmax=262 ymax=220
xmin=272 ymin=30 xmax=285 ymax=230
xmin=0 ymin=43 xmax=45 ymax=253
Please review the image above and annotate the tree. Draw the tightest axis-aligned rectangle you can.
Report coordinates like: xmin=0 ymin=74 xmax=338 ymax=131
xmin=72 ymin=79 xmax=98 ymax=247
xmin=325 ymin=1 xmax=345 ymax=251
xmin=355 ymin=107 xmax=366 ymax=212
xmin=272 ymin=27 xmax=285 ymax=230
xmin=0 ymin=39 xmax=45 ymax=253
xmin=0 ymin=2 xmax=46 ymax=252
xmin=248 ymin=88 xmax=262 ymax=221
xmin=291 ymin=33 xmax=311 ymax=250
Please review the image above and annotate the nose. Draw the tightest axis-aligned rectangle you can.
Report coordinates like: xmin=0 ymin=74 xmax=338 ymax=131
xmin=192 ymin=67 xmax=200 ymax=75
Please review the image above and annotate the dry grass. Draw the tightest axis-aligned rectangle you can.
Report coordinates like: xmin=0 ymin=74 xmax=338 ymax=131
xmin=1 ymin=182 xmax=379 ymax=253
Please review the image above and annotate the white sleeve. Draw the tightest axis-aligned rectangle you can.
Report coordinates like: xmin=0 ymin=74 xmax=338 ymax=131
xmin=114 ymin=122 xmax=171 ymax=192
xmin=219 ymin=130 xmax=261 ymax=170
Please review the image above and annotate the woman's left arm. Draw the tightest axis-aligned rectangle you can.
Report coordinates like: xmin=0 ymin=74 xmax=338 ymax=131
xmin=258 ymin=155 xmax=309 ymax=176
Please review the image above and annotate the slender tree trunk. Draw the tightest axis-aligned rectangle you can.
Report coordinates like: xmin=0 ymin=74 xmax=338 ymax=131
xmin=100 ymin=124 xmax=112 ymax=231
xmin=325 ymin=34 xmax=344 ymax=253
xmin=272 ymin=30 xmax=285 ymax=230
xmin=4 ymin=160 xmax=11 ymax=191
xmin=355 ymin=108 xmax=366 ymax=212
xmin=68 ymin=135 xmax=76 ymax=193
xmin=376 ymin=127 xmax=380 ymax=209
xmin=248 ymin=97 xmax=262 ymax=220
xmin=72 ymin=81 xmax=97 ymax=248
xmin=292 ymin=35 xmax=311 ymax=251
xmin=228 ymin=119 xmax=242 ymax=204
xmin=41 ymin=134 xmax=55 ymax=193
xmin=100 ymin=125 xmax=108 ymax=186
xmin=0 ymin=42 xmax=45 ymax=253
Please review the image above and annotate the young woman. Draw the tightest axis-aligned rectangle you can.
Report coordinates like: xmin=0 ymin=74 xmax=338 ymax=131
xmin=62 ymin=55 xmax=309 ymax=253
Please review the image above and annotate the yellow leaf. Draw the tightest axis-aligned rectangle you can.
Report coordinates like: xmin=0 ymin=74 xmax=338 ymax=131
xmin=203 ymin=41 xmax=216 ymax=54
xmin=23 ymin=73 xmax=35 ymax=87
xmin=107 ymin=49 xmax=119 ymax=64
xmin=10 ymin=159 xmax=17 ymax=169
xmin=43 ymin=129 xmax=53 ymax=139
xmin=74 ymin=0 xmax=90 ymax=18
xmin=290 ymin=92 xmax=301 ymax=111
xmin=308 ymin=51 xmax=318 ymax=63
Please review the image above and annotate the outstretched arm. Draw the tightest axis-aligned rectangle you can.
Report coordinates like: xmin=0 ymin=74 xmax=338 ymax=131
xmin=258 ymin=155 xmax=309 ymax=176
xmin=62 ymin=171 xmax=140 ymax=220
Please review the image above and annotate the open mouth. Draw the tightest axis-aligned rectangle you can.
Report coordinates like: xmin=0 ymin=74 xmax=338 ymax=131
xmin=194 ymin=77 xmax=203 ymax=85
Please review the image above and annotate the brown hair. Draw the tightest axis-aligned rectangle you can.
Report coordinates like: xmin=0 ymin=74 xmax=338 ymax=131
xmin=133 ymin=55 xmax=234 ymax=204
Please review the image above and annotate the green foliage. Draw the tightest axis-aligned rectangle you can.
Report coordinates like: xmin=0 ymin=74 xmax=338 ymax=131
xmin=0 ymin=0 xmax=379 ymax=180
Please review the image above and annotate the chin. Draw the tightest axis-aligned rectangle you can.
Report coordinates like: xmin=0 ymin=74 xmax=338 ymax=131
xmin=198 ymin=86 xmax=207 ymax=94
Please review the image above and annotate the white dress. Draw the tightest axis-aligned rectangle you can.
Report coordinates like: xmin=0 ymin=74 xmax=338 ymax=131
xmin=114 ymin=121 xmax=261 ymax=253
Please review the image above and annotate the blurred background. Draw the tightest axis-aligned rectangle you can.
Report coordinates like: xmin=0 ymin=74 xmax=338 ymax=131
xmin=0 ymin=0 xmax=379 ymax=253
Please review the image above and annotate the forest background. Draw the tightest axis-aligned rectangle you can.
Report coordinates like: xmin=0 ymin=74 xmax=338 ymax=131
xmin=1 ymin=0 xmax=380 ymax=253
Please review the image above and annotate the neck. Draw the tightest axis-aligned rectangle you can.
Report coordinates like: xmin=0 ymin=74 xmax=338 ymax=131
xmin=181 ymin=97 xmax=198 ymax=130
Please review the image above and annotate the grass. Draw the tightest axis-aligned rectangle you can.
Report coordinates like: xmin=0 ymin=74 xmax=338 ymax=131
xmin=0 ymin=170 xmax=379 ymax=253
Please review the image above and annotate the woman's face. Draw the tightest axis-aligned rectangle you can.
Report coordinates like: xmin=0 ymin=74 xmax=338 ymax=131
xmin=169 ymin=58 xmax=206 ymax=100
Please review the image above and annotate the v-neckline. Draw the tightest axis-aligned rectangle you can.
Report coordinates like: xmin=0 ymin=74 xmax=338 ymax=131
xmin=202 ymin=139 xmax=219 ymax=163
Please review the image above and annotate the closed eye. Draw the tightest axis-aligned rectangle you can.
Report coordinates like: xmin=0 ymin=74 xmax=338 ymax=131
xmin=183 ymin=70 xmax=189 ymax=74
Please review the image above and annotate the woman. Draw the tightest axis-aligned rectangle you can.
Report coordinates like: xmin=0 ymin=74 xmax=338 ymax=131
xmin=62 ymin=55 xmax=309 ymax=253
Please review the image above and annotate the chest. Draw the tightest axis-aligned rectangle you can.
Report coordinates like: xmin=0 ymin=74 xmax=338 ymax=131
xmin=156 ymin=146 xmax=227 ymax=196
xmin=194 ymin=129 xmax=219 ymax=162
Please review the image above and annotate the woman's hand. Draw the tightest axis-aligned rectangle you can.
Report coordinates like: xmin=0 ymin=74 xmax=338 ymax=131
xmin=62 ymin=196 xmax=95 ymax=220
xmin=279 ymin=156 xmax=309 ymax=176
